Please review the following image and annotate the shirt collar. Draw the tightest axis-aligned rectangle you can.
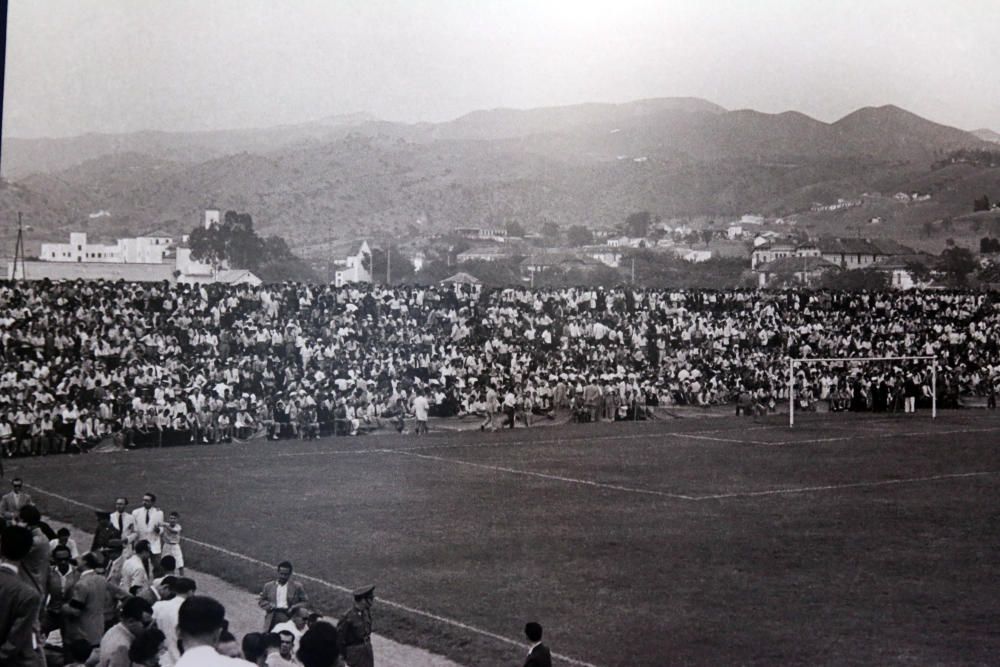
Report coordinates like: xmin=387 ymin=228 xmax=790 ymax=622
xmin=0 ymin=562 xmax=18 ymax=574
xmin=528 ymin=640 xmax=542 ymax=655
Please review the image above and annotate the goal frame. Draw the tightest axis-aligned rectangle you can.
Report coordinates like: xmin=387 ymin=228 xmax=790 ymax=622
xmin=788 ymin=355 xmax=937 ymax=427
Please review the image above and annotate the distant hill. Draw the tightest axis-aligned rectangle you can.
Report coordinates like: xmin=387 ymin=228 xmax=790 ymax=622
xmin=832 ymin=105 xmax=984 ymax=159
xmin=1 ymin=98 xmax=993 ymax=261
xmin=972 ymin=128 xmax=1000 ymax=144
xmin=430 ymin=97 xmax=727 ymax=142
xmin=0 ymin=112 xmax=379 ymax=180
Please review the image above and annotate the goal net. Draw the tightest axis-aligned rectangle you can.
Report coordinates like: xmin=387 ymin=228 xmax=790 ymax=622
xmin=787 ymin=355 xmax=938 ymax=427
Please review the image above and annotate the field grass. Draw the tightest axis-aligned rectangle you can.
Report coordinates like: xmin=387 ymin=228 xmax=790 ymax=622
xmin=10 ymin=411 xmax=1000 ymax=666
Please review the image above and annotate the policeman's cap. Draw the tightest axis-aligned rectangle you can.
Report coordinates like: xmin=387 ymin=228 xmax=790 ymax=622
xmin=352 ymin=584 xmax=375 ymax=600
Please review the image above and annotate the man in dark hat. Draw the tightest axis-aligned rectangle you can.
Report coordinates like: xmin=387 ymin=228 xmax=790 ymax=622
xmin=90 ymin=511 xmax=120 ymax=553
xmin=338 ymin=585 xmax=374 ymax=667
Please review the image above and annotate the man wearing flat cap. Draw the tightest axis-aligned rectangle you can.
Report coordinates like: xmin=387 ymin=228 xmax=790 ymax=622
xmin=338 ymin=585 xmax=375 ymax=667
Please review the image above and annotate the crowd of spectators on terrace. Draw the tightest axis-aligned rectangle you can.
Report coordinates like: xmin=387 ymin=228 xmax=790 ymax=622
xmin=1 ymin=279 xmax=998 ymax=455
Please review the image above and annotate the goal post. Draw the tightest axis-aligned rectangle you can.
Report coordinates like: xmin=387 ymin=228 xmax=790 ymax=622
xmin=788 ymin=355 xmax=937 ymax=427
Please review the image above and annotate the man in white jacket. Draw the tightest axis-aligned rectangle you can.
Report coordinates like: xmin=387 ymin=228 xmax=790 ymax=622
xmin=132 ymin=492 xmax=164 ymax=572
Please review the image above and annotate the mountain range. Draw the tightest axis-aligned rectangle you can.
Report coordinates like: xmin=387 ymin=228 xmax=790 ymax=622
xmin=973 ymin=128 xmax=1000 ymax=144
xmin=1 ymin=98 xmax=997 ymax=262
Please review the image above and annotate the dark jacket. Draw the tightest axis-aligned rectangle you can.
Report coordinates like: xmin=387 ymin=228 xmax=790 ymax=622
xmin=524 ymin=643 xmax=552 ymax=667
xmin=0 ymin=567 xmax=44 ymax=667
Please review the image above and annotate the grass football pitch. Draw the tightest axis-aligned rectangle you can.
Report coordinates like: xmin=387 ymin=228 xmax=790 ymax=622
xmin=13 ymin=412 xmax=1000 ymax=666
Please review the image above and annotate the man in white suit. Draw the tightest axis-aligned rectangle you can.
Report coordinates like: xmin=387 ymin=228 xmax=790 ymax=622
xmin=110 ymin=496 xmax=136 ymax=548
xmin=131 ymin=492 xmax=164 ymax=573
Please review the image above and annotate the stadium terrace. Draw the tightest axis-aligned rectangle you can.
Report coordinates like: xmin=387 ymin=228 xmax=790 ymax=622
xmin=0 ymin=280 xmax=995 ymax=456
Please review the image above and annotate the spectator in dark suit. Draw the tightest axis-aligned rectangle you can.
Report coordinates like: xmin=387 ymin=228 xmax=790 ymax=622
xmin=523 ymin=622 xmax=552 ymax=667
xmin=0 ymin=524 xmax=45 ymax=666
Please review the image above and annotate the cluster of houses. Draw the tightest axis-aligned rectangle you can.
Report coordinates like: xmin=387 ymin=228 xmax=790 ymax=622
xmin=750 ymin=237 xmax=933 ymax=288
xmin=4 ymin=207 xmax=954 ymax=290
xmin=8 ymin=210 xmax=263 ymax=285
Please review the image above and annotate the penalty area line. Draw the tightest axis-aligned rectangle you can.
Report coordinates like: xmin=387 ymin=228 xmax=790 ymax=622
xmin=22 ymin=483 xmax=601 ymax=667
xmin=388 ymin=449 xmax=699 ymax=500
xmin=770 ymin=425 xmax=1000 ymax=446
xmin=693 ymin=471 xmax=1000 ymax=500
xmin=386 ymin=452 xmax=1000 ymax=504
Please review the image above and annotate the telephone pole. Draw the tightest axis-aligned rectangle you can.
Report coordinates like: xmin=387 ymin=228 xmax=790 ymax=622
xmin=386 ymin=238 xmax=391 ymax=284
xmin=12 ymin=212 xmax=27 ymax=281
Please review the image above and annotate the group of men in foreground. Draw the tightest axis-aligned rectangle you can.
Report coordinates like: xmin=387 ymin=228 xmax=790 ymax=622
xmin=0 ymin=476 xmax=553 ymax=666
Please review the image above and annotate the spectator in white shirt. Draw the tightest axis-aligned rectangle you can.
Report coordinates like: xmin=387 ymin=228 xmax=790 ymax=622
xmin=175 ymin=595 xmax=254 ymax=666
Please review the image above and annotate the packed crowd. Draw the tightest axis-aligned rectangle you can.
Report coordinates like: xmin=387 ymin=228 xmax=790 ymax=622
xmin=2 ymin=280 xmax=998 ymax=455
xmin=0 ymin=478 xmax=376 ymax=666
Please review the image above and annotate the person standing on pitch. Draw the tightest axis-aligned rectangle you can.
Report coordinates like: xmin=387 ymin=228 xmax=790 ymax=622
xmin=338 ymin=585 xmax=374 ymax=667
xmin=259 ymin=561 xmax=308 ymax=631
xmin=412 ymin=390 xmax=429 ymax=435
xmin=523 ymin=622 xmax=552 ymax=667
xmin=131 ymin=493 xmax=164 ymax=573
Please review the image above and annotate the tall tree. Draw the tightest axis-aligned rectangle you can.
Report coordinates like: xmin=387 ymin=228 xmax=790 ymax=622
xmin=370 ymin=246 xmax=416 ymax=284
xmin=623 ymin=211 xmax=653 ymax=238
xmin=565 ymin=225 xmax=594 ymax=246
xmin=506 ymin=220 xmax=526 ymax=238
xmin=940 ymin=246 xmax=976 ymax=286
xmin=188 ymin=210 xmax=317 ymax=283
xmin=540 ymin=221 xmax=561 ymax=246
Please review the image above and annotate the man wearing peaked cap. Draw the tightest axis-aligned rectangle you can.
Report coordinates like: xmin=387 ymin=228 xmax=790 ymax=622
xmin=338 ymin=585 xmax=375 ymax=667
xmin=352 ymin=584 xmax=375 ymax=599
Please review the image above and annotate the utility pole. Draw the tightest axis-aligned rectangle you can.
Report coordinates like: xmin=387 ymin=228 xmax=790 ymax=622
xmin=631 ymin=256 xmax=636 ymax=284
xmin=13 ymin=212 xmax=27 ymax=281
xmin=327 ymin=221 xmax=332 ymax=284
xmin=386 ymin=238 xmax=391 ymax=284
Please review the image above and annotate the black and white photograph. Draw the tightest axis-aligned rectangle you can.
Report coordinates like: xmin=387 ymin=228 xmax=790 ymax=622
xmin=1 ymin=1 xmax=999 ymax=665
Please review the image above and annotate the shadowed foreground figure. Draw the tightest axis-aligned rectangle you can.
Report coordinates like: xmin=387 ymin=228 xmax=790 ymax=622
xmin=175 ymin=595 xmax=254 ymax=666
xmin=0 ymin=525 xmax=45 ymax=667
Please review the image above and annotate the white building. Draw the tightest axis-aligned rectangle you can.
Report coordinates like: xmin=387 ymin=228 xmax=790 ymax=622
xmin=580 ymin=245 xmax=622 ymax=267
xmin=39 ymin=231 xmax=174 ymax=264
xmin=456 ymin=246 xmax=511 ymax=263
xmin=671 ymin=247 xmax=712 ymax=263
xmin=174 ymin=247 xmax=218 ymax=277
xmin=204 ymin=209 xmax=221 ymax=229
xmin=331 ymin=240 xmax=372 ymax=287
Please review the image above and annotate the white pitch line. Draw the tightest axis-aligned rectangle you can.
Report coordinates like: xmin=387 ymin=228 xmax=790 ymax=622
xmin=389 ymin=450 xmax=699 ymax=500
xmin=401 ymin=424 xmax=773 ymax=453
xmin=772 ymin=425 xmax=1000 ymax=446
xmin=693 ymin=471 xmax=1000 ymax=500
xmin=23 ymin=483 xmax=600 ymax=667
xmin=667 ymin=433 xmax=772 ymax=445
xmin=388 ymin=451 xmax=1000 ymax=504
xmin=9 ymin=424 xmax=764 ymax=469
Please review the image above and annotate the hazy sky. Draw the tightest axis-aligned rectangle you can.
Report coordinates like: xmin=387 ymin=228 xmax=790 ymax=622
xmin=3 ymin=0 xmax=999 ymax=138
